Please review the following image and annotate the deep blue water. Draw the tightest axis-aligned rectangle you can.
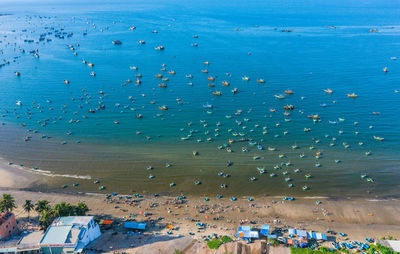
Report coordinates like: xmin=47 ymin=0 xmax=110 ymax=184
xmin=0 ymin=0 xmax=399 ymax=197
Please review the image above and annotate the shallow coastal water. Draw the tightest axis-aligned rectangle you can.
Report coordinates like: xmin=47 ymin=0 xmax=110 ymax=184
xmin=0 ymin=0 xmax=399 ymax=197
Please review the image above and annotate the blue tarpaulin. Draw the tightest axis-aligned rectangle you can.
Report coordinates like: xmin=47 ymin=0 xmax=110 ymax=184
xmin=260 ymin=224 xmax=270 ymax=236
xmin=124 ymin=222 xmax=146 ymax=230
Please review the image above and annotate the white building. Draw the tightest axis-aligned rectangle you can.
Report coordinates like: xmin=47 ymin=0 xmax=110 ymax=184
xmin=40 ymin=216 xmax=101 ymax=254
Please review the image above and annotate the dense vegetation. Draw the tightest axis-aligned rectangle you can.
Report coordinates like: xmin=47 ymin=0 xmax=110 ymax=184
xmin=367 ymin=244 xmax=400 ymax=254
xmin=207 ymin=236 xmax=233 ymax=249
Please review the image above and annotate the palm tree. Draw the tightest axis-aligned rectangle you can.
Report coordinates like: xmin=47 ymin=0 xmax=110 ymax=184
xmin=35 ymin=200 xmax=50 ymax=214
xmin=39 ymin=210 xmax=55 ymax=230
xmin=23 ymin=200 xmax=35 ymax=220
xmin=76 ymin=202 xmax=89 ymax=216
xmin=0 ymin=194 xmax=17 ymax=213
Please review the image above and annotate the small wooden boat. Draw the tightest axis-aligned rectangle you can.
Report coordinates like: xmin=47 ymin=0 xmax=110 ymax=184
xmin=155 ymin=46 xmax=164 ymax=50
xmin=222 ymin=81 xmax=230 ymax=86
xmin=63 ymin=80 xmax=70 ymax=84
xmin=373 ymin=136 xmax=384 ymax=141
xmin=324 ymin=88 xmax=333 ymax=94
xmin=203 ymin=61 xmax=210 ymax=65
xmin=213 ymin=91 xmax=222 ymax=96
xmin=201 ymin=70 xmax=209 ymax=73
xmin=207 ymin=76 xmax=215 ymax=81
xmin=155 ymin=74 xmax=163 ymax=78
xmin=284 ymin=90 xmax=294 ymax=94
xmin=169 ymin=70 xmax=176 ymax=75
xmin=347 ymin=93 xmax=358 ymax=98
xmin=159 ymin=105 xmax=168 ymax=110
xmin=158 ymin=83 xmax=167 ymax=88
xmin=284 ymin=105 xmax=294 ymax=110
xmin=242 ymin=76 xmax=250 ymax=81
xmin=257 ymin=79 xmax=265 ymax=83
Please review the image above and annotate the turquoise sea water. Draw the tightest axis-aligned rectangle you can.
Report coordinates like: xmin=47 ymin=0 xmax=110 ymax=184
xmin=0 ymin=0 xmax=399 ymax=197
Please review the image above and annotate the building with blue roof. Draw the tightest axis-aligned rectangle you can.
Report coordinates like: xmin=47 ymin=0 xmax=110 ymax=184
xmin=40 ymin=216 xmax=101 ymax=254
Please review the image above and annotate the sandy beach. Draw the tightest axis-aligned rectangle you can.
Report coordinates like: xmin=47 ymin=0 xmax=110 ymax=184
xmin=3 ymin=186 xmax=400 ymax=253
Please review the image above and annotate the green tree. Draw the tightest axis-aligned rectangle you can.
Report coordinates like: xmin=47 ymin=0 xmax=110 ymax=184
xmin=0 ymin=194 xmax=17 ymax=213
xmin=39 ymin=210 xmax=55 ymax=230
xmin=23 ymin=200 xmax=35 ymax=220
xmin=53 ymin=202 xmax=74 ymax=217
xmin=75 ymin=202 xmax=89 ymax=216
xmin=35 ymin=200 xmax=50 ymax=214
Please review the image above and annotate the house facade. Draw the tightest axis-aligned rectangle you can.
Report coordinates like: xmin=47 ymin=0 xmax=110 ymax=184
xmin=0 ymin=213 xmax=18 ymax=240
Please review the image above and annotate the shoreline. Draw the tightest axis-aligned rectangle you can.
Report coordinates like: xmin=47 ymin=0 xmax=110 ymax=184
xmin=1 ymin=155 xmax=400 ymax=200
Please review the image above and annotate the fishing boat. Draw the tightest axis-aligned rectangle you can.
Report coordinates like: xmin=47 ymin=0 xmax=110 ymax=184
xmin=284 ymin=90 xmax=294 ymax=94
xmin=203 ymin=61 xmax=210 ymax=65
xmin=63 ymin=80 xmax=70 ymax=84
xmin=383 ymin=67 xmax=388 ymax=72
xmin=168 ymin=70 xmax=176 ymax=75
xmin=365 ymin=151 xmax=372 ymax=156
xmin=213 ymin=91 xmax=222 ymax=96
xmin=14 ymin=71 xmax=20 ymax=76
xmin=270 ymin=173 xmax=277 ymax=177
xmin=87 ymin=62 xmax=94 ymax=67
xmin=158 ymin=83 xmax=167 ymax=88
xmin=284 ymin=105 xmax=294 ymax=110
xmin=250 ymin=177 xmax=257 ymax=181
xmin=207 ymin=76 xmax=215 ymax=81
xmin=169 ymin=182 xmax=175 ymax=187
xmin=299 ymin=153 xmax=305 ymax=158
xmin=90 ymin=71 xmax=96 ymax=76
xmin=347 ymin=93 xmax=358 ymax=98
xmin=148 ymin=175 xmax=155 ymax=179
xmin=291 ymin=144 xmax=299 ymax=149
xmin=195 ymin=180 xmax=201 ymax=185
xmin=201 ymin=70 xmax=209 ymax=73
xmin=222 ymin=81 xmax=230 ymax=86
xmin=242 ymin=147 xmax=248 ymax=152
xmin=324 ymin=88 xmax=333 ymax=94
xmin=274 ymin=94 xmax=285 ymax=99
xmin=302 ymin=185 xmax=310 ymax=191
xmin=203 ymin=103 xmax=213 ymax=109
xmin=155 ymin=46 xmax=165 ymax=50
xmin=220 ymin=184 xmax=227 ymax=188
xmin=193 ymin=151 xmax=198 ymax=156
xmin=138 ymin=40 xmax=146 ymax=44
xmin=159 ymin=105 xmax=168 ymax=110
xmin=136 ymin=114 xmax=142 ymax=119
xmin=230 ymin=197 xmax=237 ymax=201
xmin=232 ymin=88 xmax=238 ymax=93
xmin=252 ymin=155 xmax=260 ymax=160
xmin=268 ymin=147 xmax=276 ymax=151
xmin=155 ymin=74 xmax=163 ymax=78
xmin=373 ymin=136 xmax=384 ymax=141
xmin=208 ymin=83 xmax=215 ymax=87
xmin=99 ymin=186 xmax=105 ymax=190
xmin=257 ymin=167 xmax=266 ymax=174
xmin=186 ymin=74 xmax=193 ymax=79
xmin=112 ymin=40 xmax=122 ymax=45
xmin=242 ymin=76 xmax=250 ymax=81
xmin=257 ymin=79 xmax=265 ymax=83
